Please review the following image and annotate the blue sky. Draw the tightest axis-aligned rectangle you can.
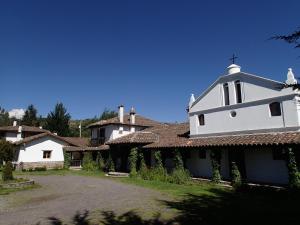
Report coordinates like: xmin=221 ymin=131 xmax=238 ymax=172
xmin=0 ymin=0 xmax=299 ymax=122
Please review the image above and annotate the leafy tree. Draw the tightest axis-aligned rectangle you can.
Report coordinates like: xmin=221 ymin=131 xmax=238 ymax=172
xmin=0 ymin=107 xmax=11 ymax=126
xmin=45 ymin=103 xmax=71 ymax=136
xmin=272 ymin=28 xmax=300 ymax=48
xmin=2 ymin=161 xmax=13 ymax=181
xmin=99 ymin=108 xmax=118 ymax=120
xmin=0 ymin=140 xmax=15 ymax=181
xmin=22 ymin=104 xmax=39 ymax=126
xmin=0 ymin=140 xmax=15 ymax=162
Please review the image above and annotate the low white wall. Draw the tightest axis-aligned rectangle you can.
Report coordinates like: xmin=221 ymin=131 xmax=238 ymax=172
xmin=244 ymin=148 xmax=288 ymax=184
xmin=17 ymin=136 xmax=65 ymax=163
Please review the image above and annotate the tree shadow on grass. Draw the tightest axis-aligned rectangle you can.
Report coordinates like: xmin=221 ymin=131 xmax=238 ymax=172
xmin=45 ymin=186 xmax=300 ymax=225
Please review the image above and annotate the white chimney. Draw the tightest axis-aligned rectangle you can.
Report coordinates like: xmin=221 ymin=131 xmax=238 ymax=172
xmin=17 ymin=126 xmax=23 ymax=140
xmin=13 ymin=121 xmax=17 ymax=127
xmin=118 ymin=105 xmax=124 ymax=123
xmin=130 ymin=107 xmax=136 ymax=132
xmin=227 ymin=64 xmax=241 ymax=75
xmin=39 ymin=126 xmax=43 ymax=129
xmin=286 ymin=68 xmax=297 ymax=85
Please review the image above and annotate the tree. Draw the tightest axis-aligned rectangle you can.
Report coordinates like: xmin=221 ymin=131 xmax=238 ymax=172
xmin=129 ymin=147 xmax=138 ymax=177
xmin=22 ymin=104 xmax=39 ymax=126
xmin=0 ymin=140 xmax=15 ymax=162
xmin=272 ymin=28 xmax=300 ymax=49
xmin=231 ymin=162 xmax=242 ymax=190
xmin=99 ymin=108 xmax=118 ymax=120
xmin=286 ymin=148 xmax=300 ymax=189
xmin=0 ymin=107 xmax=11 ymax=126
xmin=0 ymin=140 xmax=15 ymax=181
xmin=173 ymin=148 xmax=184 ymax=170
xmin=45 ymin=103 xmax=71 ymax=136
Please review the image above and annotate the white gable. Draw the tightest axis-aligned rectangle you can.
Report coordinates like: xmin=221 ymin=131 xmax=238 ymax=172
xmin=189 ymin=68 xmax=300 ymax=137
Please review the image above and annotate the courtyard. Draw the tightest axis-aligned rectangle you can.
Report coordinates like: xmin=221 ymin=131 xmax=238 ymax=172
xmin=0 ymin=171 xmax=300 ymax=225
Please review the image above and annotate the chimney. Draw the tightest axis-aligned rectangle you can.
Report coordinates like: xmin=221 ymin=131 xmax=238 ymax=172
xmin=39 ymin=126 xmax=43 ymax=129
xmin=18 ymin=126 xmax=22 ymax=133
xmin=130 ymin=107 xmax=136 ymax=124
xmin=226 ymin=64 xmax=241 ymax=75
xmin=118 ymin=105 xmax=124 ymax=123
xmin=13 ymin=121 xmax=17 ymax=127
xmin=130 ymin=107 xmax=136 ymax=132
xmin=17 ymin=125 xmax=23 ymax=140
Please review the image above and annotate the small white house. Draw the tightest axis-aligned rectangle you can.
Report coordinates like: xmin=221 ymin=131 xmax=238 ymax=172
xmin=0 ymin=123 xmax=85 ymax=170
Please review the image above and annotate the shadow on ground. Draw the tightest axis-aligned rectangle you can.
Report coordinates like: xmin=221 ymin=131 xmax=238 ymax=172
xmin=43 ymin=186 xmax=300 ymax=225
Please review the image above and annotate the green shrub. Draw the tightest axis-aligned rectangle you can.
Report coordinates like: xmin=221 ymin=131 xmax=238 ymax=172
xmin=173 ymin=148 xmax=184 ymax=170
xmin=63 ymin=150 xmax=71 ymax=169
xmin=2 ymin=161 xmax=13 ymax=181
xmin=129 ymin=147 xmax=138 ymax=177
xmin=231 ymin=162 xmax=242 ymax=189
xmin=286 ymin=148 xmax=300 ymax=189
xmin=168 ymin=168 xmax=191 ymax=184
xmin=138 ymin=152 xmax=148 ymax=179
xmin=210 ymin=150 xmax=222 ymax=183
xmin=35 ymin=166 xmax=47 ymax=171
xmin=82 ymin=152 xmax=98 ymax=171
xmin=154 ymin=150 xmax=163 ymax=168
xmin=96 ymin=153 xmax=106 ymax=172
xmin=28 ymin=168 xmax=34 ymax=172
xmin=106 ymin=153 xmax=115 ymax=172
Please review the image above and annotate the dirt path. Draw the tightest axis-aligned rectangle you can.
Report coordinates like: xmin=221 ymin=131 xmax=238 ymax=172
xmin=0 ymin=175 xmax=175 ymax=225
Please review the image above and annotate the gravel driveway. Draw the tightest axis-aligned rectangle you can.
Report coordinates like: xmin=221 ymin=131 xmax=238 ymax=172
xmin=0 ymin=175 xmax=174 ymax=225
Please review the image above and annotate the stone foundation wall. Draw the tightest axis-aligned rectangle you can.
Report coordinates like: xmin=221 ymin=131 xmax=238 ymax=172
xmin=16 ymin=161 xmax=64 ymax=170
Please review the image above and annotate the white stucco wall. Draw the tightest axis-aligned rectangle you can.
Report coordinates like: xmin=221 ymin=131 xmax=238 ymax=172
xmin=17 ymin=136 xmax=65 ymax=163
xmin=5 ymin=132 xmax=21 ymax=142
xmin=91 ymin=125 xmax=144 ymax=142
xmin=185 ymin=149 xmax=212 ymax=178
xmin=189 ymin=72 xmax=300 ymax=136
xmin=244 ymin=149 xmax=288 ymax=184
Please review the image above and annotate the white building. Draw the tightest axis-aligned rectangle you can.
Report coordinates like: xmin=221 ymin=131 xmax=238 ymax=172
xmin=187 ymin=64 xmax=300 ymax=184
xmin=0 ymin=123 xmax=86 ymax=169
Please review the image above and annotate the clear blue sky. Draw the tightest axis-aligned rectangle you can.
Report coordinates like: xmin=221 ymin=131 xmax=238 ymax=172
xmin=1 ymin=0 xmax=299 ymax=122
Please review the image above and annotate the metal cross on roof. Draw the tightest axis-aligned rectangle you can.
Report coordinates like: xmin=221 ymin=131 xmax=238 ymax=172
xmin=230 ymin=54 xmax=238 ymax=64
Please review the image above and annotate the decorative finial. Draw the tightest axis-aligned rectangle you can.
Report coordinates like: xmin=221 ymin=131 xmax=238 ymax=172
xmin=189 ymin=94 xmax=195 ymax=108
xmin=286 ymin=68 xmax=297 ymax=85
xmin=229 ymin=54 xmax=238 ymax=64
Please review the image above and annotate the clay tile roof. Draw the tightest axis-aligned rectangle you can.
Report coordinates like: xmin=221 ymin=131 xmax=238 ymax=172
xmin=87 ymin=114 xmax=162 ymax=128
xmin=61 ymin=137 xmax=90 ymax=147
xmin=63 ymin=145 xmax=110 ymax=152
xmin=107 ymin=123 xmax=189 ymax=146
xmin=107 ymin=132 xmax=159 ymax=145
xmin=0 ymin=125 xmax=48 ymax=133
xmin=144 ymin=131 xmax=300 ymax=148
xmin=14 ymin=133 xmax=88 ymax=147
